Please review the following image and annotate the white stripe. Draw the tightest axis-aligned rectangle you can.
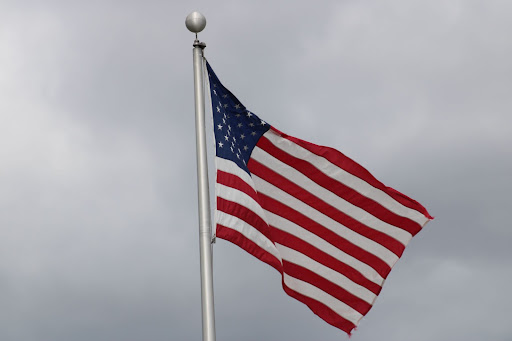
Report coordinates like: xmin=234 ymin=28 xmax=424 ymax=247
xmin=216 ymin=157 xmax=257 ymax=192
xmin=263 ymin=130 xmax=429 ymax=227
xmin=276 ymin=244 xmax=377 ymax=305
xmin=252 ymin=173 xmax=399 ymax=268
xmin=267 ymin=210 xmax=384 ymax=285
xmin=216 ymin=211 xmax=282 ymax=262
xmin=216 ymin=183 xmax=268 ymax=226
xmin=251 ymin=146 xmax=413 ymax=246
xmin=283 ymin=273 xmax=363 ymax=325
xmin=214 ymin=157 xmax=280 ymax=261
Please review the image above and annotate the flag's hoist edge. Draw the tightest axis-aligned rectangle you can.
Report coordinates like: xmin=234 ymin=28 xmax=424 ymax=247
xmin=204 ymin=59 xmax=433 ymax=335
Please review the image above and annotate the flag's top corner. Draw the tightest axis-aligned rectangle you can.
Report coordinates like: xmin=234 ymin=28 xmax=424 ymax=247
xmin=206 ymin=61 xmax=271 ymax=174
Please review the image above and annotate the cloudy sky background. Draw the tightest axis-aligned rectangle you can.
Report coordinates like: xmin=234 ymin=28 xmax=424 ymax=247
xmin=1 ymin=1 xmax=511 ymax=340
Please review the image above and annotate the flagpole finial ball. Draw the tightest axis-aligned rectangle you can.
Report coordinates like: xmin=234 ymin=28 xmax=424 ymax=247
xmin=186 ymin=12 xmax=206 ymax=33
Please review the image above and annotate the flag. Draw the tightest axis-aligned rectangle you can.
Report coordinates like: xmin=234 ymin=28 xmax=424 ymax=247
xmin=206 ymin=61 xmax=433 ymax=335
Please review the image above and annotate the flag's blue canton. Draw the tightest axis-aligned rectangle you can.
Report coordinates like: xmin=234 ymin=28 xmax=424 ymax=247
xmin=206 ymin=62 xmax=270 ymax=175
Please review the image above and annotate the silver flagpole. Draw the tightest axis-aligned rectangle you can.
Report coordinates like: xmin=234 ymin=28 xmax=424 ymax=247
xmin=186 ymin=11 xmax=216 ymax=341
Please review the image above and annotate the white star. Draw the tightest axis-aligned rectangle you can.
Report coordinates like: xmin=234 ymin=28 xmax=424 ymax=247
xmin=236 ymin=153 xmax=240 ymax=159
xmin=234 ymin=104 xmax=241 ymax=109
xmin=224 ymin=135 xmax=229 ymax=141
xmin=216 ymin=106 xmax=221 ymax=113
xmin=235 ymin=113 xmax=241 ymax=118
xmin=223 ymin=103 xmax=228 ymax=108
xmin=218 ymin=142 xmax=224 ymax=148
xmin=233 ymin=136 xmax=237 ymax=142
xmin=251 ymin=131 xmax=257 ymax=136
xmin=213 ymin=89 xmax=217 ymax=95
xmin=230 ymin=147 xmax=234 ymax=153
xmin=237 ymin=123 xmax=243 ymax=128
xmin=213 ymin=83 xmax=217 ymax=87
xmin=260 ymin=120 xmax=266 ymax=126
xmin=217 ymin=124 xmax=223 ymax=130
xmin=240 ymin=134 xmax=245 ymax=139
xmin=246 ymin=111 xmax=252 ymax=117
xmin=223 ymin=94 xmax=228 ymax=98
xmin=249 ymin=122 xmax=254 ymax=127
xmin=243 ymin=145 xmax=249 ymax=151
xmin=228 ymin=125 xmax=231 ymax=130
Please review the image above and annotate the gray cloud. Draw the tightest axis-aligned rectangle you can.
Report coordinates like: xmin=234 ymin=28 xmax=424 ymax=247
xmin=0 ymin=1 xmax=510 ymax=340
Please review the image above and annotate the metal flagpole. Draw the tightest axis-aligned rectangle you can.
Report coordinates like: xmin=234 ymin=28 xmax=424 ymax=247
xmin=186 ymin=12 xmax=216 ymax=341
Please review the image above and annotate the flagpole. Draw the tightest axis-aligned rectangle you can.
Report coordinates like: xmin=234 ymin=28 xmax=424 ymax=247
xmin=186 ymin=11 xmax=216 ymax=341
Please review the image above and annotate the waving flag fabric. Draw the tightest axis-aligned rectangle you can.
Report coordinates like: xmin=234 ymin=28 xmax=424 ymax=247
xmin=206 ymin=61 xmax=433 ymax=335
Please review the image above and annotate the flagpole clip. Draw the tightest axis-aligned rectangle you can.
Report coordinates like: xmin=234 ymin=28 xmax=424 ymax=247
xmin=193 ymin=40 xmax=206 ymax=49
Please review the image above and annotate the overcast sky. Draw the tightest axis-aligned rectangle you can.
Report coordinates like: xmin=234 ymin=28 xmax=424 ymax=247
xmin=1 ymin=1 xmax=511 ymax=340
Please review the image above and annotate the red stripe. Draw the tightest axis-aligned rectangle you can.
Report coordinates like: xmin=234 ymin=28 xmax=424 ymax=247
xmin=217 ymin=197 xmax=273 ymax=242
xmin=256 ymin=189 xmax=392 ymax=280
xmin=271 ymin=226 xmax=383 ymax=295
xmin=218 ymin=223 xmax=363 ymax=335
xmin=257 ymin=135 xmax=422 ymax=237
xmin=250 ymin=158 xmax=406 ymax=257
xmin=217 ymin=170 xmax=260 ymax=204
xmin=282 ymin=281 xmax=357 ymax=335
xmin=282 ymin=260 xmax=372 ymax=315
xmin=218 ymin=221 xmax=366 ymax=333
xmin=216 ymin=224 xmax=283 ymax=272
xmin=268 ymin=127 xmax=433 ymax=221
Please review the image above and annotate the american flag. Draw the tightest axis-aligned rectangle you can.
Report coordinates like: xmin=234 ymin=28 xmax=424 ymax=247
xmin=206 ymin=61 xmax=433 ymax=335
